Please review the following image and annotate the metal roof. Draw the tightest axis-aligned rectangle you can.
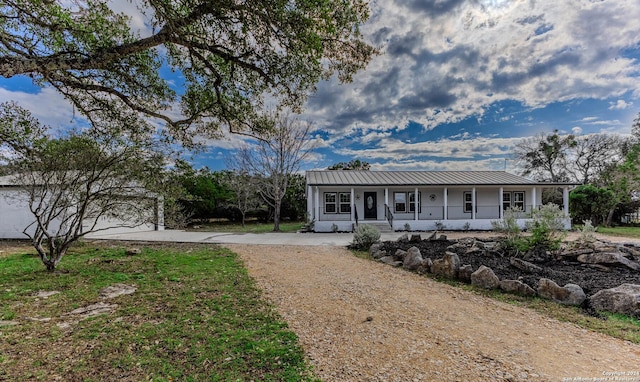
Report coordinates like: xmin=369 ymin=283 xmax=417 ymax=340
xmin=306 ymin=170 xmax=572 ymax=186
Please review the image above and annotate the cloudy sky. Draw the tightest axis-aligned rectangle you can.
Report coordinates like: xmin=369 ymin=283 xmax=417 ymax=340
xmin=2 ymin=0 xmax=640 ymax=173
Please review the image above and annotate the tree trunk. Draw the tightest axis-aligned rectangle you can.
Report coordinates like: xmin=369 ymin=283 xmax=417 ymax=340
xmin=605 ymin=208 xmax=616 ymax=227
xmin=273 ymin=199 xmax=281 ymax=232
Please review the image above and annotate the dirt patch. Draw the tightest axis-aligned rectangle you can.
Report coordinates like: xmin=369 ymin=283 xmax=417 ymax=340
xmin=379 ymin=237 xmax=640 ymax=296
xmin=229 ymin=243 xmax=640 ymax=381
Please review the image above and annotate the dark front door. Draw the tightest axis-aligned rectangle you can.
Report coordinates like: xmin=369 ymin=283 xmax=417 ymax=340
xmin=364 ymin=192 xmax=377 ymax=219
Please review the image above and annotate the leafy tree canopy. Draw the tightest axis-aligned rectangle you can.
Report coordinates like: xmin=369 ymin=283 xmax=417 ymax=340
xmin=327 ymin=159 xmax=370 ymax=170
xmin=0 ymin=0 xmax=376 ymax=145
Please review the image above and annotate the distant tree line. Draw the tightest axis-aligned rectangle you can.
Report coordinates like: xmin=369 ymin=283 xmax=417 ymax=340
xmin=513 ymin=115 xmax=640 ymax=226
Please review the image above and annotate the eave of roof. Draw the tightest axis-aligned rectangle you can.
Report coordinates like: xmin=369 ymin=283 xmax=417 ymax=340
xmin=305 ymin=170 xmax=577 ymax=187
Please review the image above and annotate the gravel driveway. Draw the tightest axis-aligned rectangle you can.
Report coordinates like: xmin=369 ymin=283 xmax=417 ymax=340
xmin=228 ymin=243 xmax=640 ymax=381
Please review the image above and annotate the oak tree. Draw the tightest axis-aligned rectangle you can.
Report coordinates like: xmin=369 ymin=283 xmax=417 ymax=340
xmin=0 ymin=0 xmax=376 ymax=145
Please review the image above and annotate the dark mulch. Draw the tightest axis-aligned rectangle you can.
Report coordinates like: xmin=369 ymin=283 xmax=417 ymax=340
xmin=379 ymin=237 xmax=640 ymax=296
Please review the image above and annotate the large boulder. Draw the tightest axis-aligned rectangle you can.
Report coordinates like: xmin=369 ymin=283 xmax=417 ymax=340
xmin=369 ymin=243 xmax=382 ymax=257
xmin=403 ymin=247 xmax=424 ymax=271
xmin=431 ymin=251 xmax=460 ymax=279
xmin=537 ymin=278 xmax=586 ymax=306
xmin=409 ymin=234 xmax=422 ymax=243
xmin=379 ymin=256 xmax=402 ymax=267
xmin=500 ymin=280 xmax=536 ymax=297
xmin=458 ymin=264 xmax=474 ymax=283
xmin=394 ymin=249 xmax=408 ymax=261
xmin=577 ymin=252 xmax=640 ymax=272
xmin=372 ymin=249 xmax=387 ymax=260
xmin=471 ymin=265 xmax=500 ymax=289
xmin=590 ymin=284 xmax=640 ymax=318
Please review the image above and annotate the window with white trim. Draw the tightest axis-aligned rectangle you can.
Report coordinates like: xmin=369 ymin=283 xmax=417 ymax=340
xmin=502 ymin=192 xmax=511 ymax=211
xmin=463 ymin=191 xmax=473 ymax=213
xmin=513 ymin=191 xmax=525 ymax=211
xmin=394 ymin=192 xmax=406 ymax=212
xmin=339 ymin=192 xmax=351 ymax=213
xmin=502 ymin=191 xmax=526 ymax=211
xmin=324 ymin=192 xmax=336 ymax=213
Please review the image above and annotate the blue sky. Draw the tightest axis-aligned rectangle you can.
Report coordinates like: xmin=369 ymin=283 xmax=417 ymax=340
xmin=2 ymin=0 xmax=640 ymax=173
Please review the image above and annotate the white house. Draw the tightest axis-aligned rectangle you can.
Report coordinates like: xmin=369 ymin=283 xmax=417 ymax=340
xmin=0 ymin=174 xmax=164 ymax=239
xmin=306 ymin=170 xmax=575 ymax=232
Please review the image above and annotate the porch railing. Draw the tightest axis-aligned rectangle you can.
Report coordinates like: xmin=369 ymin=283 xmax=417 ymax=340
xmin=384 ymin=203 xmax=394 ymax=228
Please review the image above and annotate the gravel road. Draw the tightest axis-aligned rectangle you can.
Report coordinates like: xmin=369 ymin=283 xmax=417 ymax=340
xmin=228 ymin=243 xmax=640 ymax=382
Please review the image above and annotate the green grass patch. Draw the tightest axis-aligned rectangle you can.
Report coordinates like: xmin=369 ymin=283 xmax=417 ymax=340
xmin=187 ymin=220 xmax=305 ymax=233
xmin=0 ymin=244 xmax=317 ymax=381
xmin=596 ymin=226 xmax=640 ymax=239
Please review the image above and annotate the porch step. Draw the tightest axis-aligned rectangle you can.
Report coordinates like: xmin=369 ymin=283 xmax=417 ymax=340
xmin=360 ymin=222 xmax=393 ymax=233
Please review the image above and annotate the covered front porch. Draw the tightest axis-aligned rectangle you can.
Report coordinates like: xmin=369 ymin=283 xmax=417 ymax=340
xmin=307 ymin=185 xmax=571 ymax=232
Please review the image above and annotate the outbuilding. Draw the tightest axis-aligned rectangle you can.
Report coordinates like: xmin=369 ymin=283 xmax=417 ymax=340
xmin=0 ymin=174 xmax=164 ymax=239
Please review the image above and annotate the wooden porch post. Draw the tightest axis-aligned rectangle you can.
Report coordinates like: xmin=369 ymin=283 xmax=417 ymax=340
xmin=314 ymin=186 xmax=319 ymax=222
xmin=499 ymin=187 xmax=503 ymax=219
xmin=532 ymin=187 xmax=537 ymax=211
xmin=307 ymin=185 xmax=313 ymax=221
xmin=443 ymin=187 xmax=448 ymax=220
xmin=350 ymin=188 xmax=355 ymax=222
xmin=472 ymin=187 xmax=476 ymax=220
xmin=414 ymin=187 xmax=419 ymax=221
xmin=563 ymin=187 xmax=569 ymax=216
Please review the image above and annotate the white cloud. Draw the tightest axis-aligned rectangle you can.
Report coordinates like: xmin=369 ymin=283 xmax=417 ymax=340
xmin=305 ymin=0 xmax=640 ymax=135
xmin=609 ymin=99 xmax=632 ymax=110
xmin=571 ymin=126 xmax=583 ymax=135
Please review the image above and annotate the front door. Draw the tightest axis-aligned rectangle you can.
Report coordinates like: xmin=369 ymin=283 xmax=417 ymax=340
xmin=364 ymin=192 xmax=377 ymax=219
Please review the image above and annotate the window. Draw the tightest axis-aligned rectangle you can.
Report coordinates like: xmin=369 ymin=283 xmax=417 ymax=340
xmin=502 ymin=192 xmax=511 ymax=211
xmin=503 ymin=191 xmax=526 ymax=211
xmin=463 ymin=191 xmax=473 ymax=213
xmin=324 ymin=192 xmax=336 ymax=213
xmin=409 ymin=192 xmax=421 ymax=213
xmin=513 ymin=191 xmax=525 ymax=211
xmin=394 ymin=192 xmax=406 ymax=212
xmin=339 ymin=192 xmax=351 ymax=213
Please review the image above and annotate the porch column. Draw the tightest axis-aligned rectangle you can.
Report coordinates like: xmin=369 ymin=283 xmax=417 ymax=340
xmin=385 ymin=188 xmax=389 ymax=208
xmin=499 ymin=187 xmax=503 ymax=219
xmin=414 ymin=187 xmax=419 ymax=221
xmin=472 ymin=187 xmax=476 ymax=220
xmin=443 ymin=187 xmax=448 ymax=220
xmin=532 ymin=187 xmax=537 ymax=211
xmin=350 ymin=188 xmax=355 ymax=222
xmin=563 ymin=187 xmax=569 ymax=216
xmin=314 ymin=186 xmax=320 ymax=222
xmin=307 ymin=185 xmax=313 ymax=221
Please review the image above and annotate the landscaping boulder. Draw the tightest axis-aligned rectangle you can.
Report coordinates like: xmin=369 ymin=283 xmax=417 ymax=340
xmin=619 ymin=245 xmax=640 ymax=258
xmin=471 ymin=265 xmax=500 ymax=289
xmin=426 ymin=231 xmax=437 ymax=241
xmin=577 ymin=253 xmax=640 ymax=272
xmin=397 ymin=233 xmax=409 ymax=242
xmin=369 ymin=243 xmax=382 ymax=257
xmin=403 ymin=247 xmax=424 ymax=271
xmin=431 ymin=251 xmax=460 ymax=279
xmin=458 ymin=264 xmax=474 ymax=283
xmin=409 ymin=234 xmax=422 ymax=243
xmin=537 ymin=278 xmax=586 ymax=306
xmin=590 ymin=284 xmax=640 ymax=318
xmin=371 ymin=249 xmax=387 ymax=259
xmin=500 ymin=280 xmax=536 ymax=297
xmin=379 ymin=256 xmax=402 ymax=267
xmin=394 ymin=249 xmax=408 ymax=261
xmin=99 ymin=284 xmax=137 ymax=300
xmin=509 ymin=257 xmax=543 ymax=274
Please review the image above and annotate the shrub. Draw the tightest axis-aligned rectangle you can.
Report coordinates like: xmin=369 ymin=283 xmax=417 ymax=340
xmin=491 ymin=207 xmax=533 ymax=252
xmin=350 ymin=224 xmax=381 ymax=250
xmin=331 ymin=223 xmax=339 ymax=233
xmin=578 ymin=219 xmax=597 ymax=243
xmin=525 ymin=203 xmax=567 ymax=250
xmin=463 ymin=222 xmax=471 ymax=232
xmin=404 ymin=223 xmax=411 ymax=231
xmin=435 ymin=221 xmax=446 ymax=230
